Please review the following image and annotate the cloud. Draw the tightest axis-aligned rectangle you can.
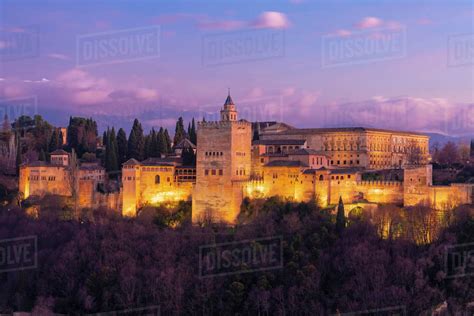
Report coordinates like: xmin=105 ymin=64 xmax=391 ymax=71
xmin=109 ymin=88 xmax=159 ymax=102
xmin=252 ymin=11 xmax=290 ymax=29
xmin=196 ymin=11 xmax=290 ymax=31
xmin=47 ymin=53 xmax=70 ymax=60
xmin=355 ymin=17 xmax=383 ymax=29
xmin=54 ymin=69 xmax=160 ymax=106
xmin=333 ymin=29 xmax=352 ymax=37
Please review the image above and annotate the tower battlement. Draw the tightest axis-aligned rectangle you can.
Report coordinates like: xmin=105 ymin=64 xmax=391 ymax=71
xmin=198 ymin=120 xmax=251 ymax=128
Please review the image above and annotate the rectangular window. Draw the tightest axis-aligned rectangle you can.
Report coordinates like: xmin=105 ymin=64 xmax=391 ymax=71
xmin=211 ymin=169 xmax=216 ymax=175
xmin=205 ymin=170 xmax=209 ymax=176
xmin=219 ymin=169 xmax=223 ymax=175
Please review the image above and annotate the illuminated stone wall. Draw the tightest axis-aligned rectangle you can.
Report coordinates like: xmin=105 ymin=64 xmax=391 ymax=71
xmin=19 ymin=165 xmax=71 ymax=199
xmin=192 ymin=120 xmax=252 ymax=224
xmin=245 ymin=166 xmax=404 ymax=207
xmin=122 ymin=163 xmax=194 ymax=217
xmin=404 ymin=165 xmax=473 ymax=209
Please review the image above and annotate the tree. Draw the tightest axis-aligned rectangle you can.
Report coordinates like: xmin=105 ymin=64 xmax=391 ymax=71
xmin=173 ymin=117 xmax=186 ymax=147
xmin=127 ymin=119 xmax=145 ymax=161
xmin=49 ymin=129 xmax=60 ymax=152
xmin=407 ymin=140 xmax=424 ymax=166
xmin=471 ymin=139 xmax=474 ymax=159
xmin=15 ymin=132 xmax=22 ymax=175
xmin=105 ymin=128 xmax=118 ymax=174
xmin=157 ymin=127 xmax=167 ymax=155
xmin=67 ymin=117 xmax=98 ymax=157
xmin=67 ymin=149 xmax=80 ymax=219
xmin=117 ymin=128 xmax=128 ymax=165
xmin=182 ymin=147 xmax=196 ymax=166
xmin=336 ymin=196 xmax=346 ymax=234
xmin=39 ymin=149 xmax=46 ymax=161
xmin=438 ymin=141 xmax=460 ymax=165
xmin=164 ymin=129 xmax=172 ymax=153
xmin=189 ymin=118 xmax=197 ymax=144
xmin=2 ymin=114 xmax=10 ymax=133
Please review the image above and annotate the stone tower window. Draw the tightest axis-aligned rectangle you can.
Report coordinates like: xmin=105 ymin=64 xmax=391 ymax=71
xmin=155 ymin=175 xmax=160 ymax=184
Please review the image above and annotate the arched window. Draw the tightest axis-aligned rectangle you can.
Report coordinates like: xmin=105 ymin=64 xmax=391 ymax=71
xmin=319 ymin=174 xmax=324 ymax=181
xmin=155 ymin=175 xmax=160 ymax=184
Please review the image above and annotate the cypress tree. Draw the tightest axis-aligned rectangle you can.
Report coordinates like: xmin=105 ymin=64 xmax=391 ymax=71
xmin=336 ymin=196 xmax=346 ymax=234
xmin=15 ymin=133 xmax=21 ymax=175
xmin=190 ymin=118 xmax=197 ymax=144
xmin=102 ymin=130 xmax=107 ymax=147
xmin=164 ymin=129 xmax=172 ymax=153
xmin=117 ymin=128 xmax=128 ymax=165
xmin=49 ymin=129 xmax=60 ymax=152
xmin=470 ymin=139 xmax=474 ymax=159
xmin=128 ymin=119 xmax=145 ymax=161
xmin=157 ymin=127 xmax=166 ymax=155
xmin=144 ymin=134 xmax=151 ymax=160
xmin=39 ymin=149 xmax=46 ymax=161
xmin=173 ymin=117 xmax=185 ymax=146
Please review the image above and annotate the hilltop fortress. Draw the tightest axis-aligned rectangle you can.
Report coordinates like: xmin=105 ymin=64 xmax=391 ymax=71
xmin=19 ymin=94 xmax=473 ymax=223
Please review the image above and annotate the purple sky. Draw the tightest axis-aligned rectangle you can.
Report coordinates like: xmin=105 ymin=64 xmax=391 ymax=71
xmin=0 ymin=0 xmax=472 ymax=136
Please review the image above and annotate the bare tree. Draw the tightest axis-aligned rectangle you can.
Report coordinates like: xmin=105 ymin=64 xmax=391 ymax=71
xmin=407 ymin=140 xmax=424 ymax=166
xmin=66 ymin=149 xmax=80 ymax=219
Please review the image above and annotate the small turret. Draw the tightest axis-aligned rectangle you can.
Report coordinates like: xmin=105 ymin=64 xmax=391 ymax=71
xmin=220 ymin=89 xmax=238 ymax=121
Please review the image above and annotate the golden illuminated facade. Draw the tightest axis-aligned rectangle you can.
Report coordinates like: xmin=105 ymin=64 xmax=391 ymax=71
xmin=191 ymin=93 xmax=252 ymax=224
xmin=122 ymin=157 xmax=195 ymax=216
xmin=18 ymin=95 xmax=473 ymax=222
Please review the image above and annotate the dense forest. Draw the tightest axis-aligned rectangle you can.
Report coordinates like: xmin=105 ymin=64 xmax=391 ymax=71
xmin=0 ymin=198 xmax=473 ymax=315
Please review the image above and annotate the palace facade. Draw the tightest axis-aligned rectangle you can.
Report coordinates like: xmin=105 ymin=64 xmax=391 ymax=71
xmin=18 ymin=94 xmax=474 ymax=224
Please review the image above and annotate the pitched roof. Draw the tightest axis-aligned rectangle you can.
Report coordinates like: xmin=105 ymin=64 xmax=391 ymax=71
xmin=123 ymin=158 xmax=140 ymax=166
xmin=141 ymin=157 xmax=181 ymax=166
xmin=271 ymin=127 xmax=428 ymax=137
xmin=224 ymin=94 xmax=234 ymax=106
xmin=289 ymin=148 xmax=322 ymax=156
xmin=252 ymin=139 xmax=306 ymax=146
xmin=329 ymin=167 xmax=363 ymax=174
xmin=174 ymin=138 xmax=196 ymax=149
xmin=265 ymin=160 xmax=308 ymax=168
xmin=50 ymin=149 xmax=69 ymax=155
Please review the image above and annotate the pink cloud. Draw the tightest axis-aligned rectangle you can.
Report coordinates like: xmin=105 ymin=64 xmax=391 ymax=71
xmin=47 ymin=53 xmax=70 ymax=60
xmin=252 ymin=11 xmax=290 ymax=29
xmin=333 ymin=29 xmax=352 ymax=37
xmin=355 ymin=17 xmax=383 ymax=29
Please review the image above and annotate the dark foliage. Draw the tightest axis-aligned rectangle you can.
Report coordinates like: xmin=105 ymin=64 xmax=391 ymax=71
xmin=0 ymin=203 xmax=472 ymax=314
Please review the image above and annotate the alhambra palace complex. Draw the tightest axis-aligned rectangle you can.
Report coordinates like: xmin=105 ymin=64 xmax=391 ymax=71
xmin=19 ymin=94 xmax=474 ymax=224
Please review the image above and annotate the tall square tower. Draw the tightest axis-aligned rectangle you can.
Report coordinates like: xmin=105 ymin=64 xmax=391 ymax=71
xmin=192 ymin=93 xmax=252 ymax=224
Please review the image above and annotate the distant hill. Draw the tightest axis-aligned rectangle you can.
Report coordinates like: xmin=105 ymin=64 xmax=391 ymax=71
xmin=427 ymin=133 xmax=474 ymax=148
